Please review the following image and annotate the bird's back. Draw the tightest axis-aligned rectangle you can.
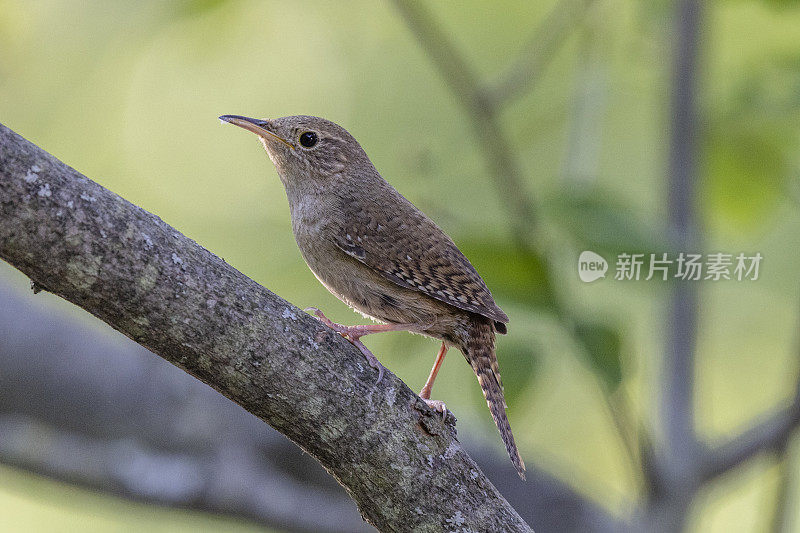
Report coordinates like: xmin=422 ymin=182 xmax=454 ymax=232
xmin=330 ymin=175 xmax=509 ymax=328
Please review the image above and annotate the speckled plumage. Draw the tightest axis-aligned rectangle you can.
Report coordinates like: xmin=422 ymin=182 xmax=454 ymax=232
xmin=221 ymin=114 xmax=525 ymax=479
xmin=333 ymin=188 xmax=508 ymax=326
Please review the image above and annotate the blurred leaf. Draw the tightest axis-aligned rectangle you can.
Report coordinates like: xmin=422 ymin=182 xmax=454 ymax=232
xmin=545 ymin=186 xmax=663 ymax=256
xmin=173 ymin=0 xmax=235 ymax=18
xmin=761 ymin=0 xmax=800 ymax=7
xmin=703 ymin=63 xmax=800 ymax=231
xmin=459 ymin=239 xmax=557 ymax=311
xmin=495 ymin=336 xmax=540 ymax=408
xmin=573 ymin=321 xmax=623 ymax=389
xmin=704 ymin=125 xmax=784 ymax=229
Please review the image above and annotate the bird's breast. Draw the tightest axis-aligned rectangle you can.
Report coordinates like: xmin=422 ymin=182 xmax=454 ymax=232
xmin=284 ymin=190 xmax=466 ymax=341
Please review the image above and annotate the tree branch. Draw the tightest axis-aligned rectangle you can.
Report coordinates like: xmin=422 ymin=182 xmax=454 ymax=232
xmin=391 ymin=0 xmax=539 ymax=241
xmin=482 ymin=0 xmax=598 ymax=110
xmin=562 ymin=16 xmax=607 ymax=184
xmin=659 ymin=0 xmax=703 ymax=487
xmin=700 ymin=372 xmax=800 ymax=482
xmin=0 ymin=266 xmax=631 ymax=531
xmin=0 ymin=271 xmax=370 ymax=533
xmin=635 ymin=3 xmax=704 ymax=530
xmin=767 ymin=447 xmax=795 ymax=533
xmin=0 ymin=123 xmax=531 ymax=533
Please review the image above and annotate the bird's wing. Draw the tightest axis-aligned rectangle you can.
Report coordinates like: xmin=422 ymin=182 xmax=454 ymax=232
xmin=331 ymin=191 xmax=509 ymax=325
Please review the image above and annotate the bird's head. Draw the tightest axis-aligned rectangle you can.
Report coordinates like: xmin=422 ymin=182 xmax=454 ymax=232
xmin=219 ymin=114 xmax=370 ymax=189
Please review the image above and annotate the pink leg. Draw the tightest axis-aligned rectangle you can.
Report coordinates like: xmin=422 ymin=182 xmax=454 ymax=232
xmin=419 ymin=342 xmax=449 ymax=418
xmin=419 ymin=342 xmax=448 ymax=399
xmin=306 ymin=307 xmax=421 ymax=383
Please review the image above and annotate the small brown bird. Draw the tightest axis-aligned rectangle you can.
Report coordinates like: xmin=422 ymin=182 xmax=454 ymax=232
xmin=220 ymin=114 xmax=525 ymax=479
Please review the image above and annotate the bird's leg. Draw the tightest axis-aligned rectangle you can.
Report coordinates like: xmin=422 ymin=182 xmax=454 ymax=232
xmin=305 ymin=307 xmax=420 ymax=383
xmin=419 ymin=342 xmax=448 ymax=399
xmin=419 ymin=342 xmax=449 ymax=418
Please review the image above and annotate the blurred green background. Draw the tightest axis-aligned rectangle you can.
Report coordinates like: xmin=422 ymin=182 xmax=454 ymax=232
xmin=1 ymin=0 xmax=800 ymax=531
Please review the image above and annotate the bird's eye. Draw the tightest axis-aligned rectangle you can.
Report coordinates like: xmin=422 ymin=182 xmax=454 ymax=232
xmin=299 ymin=131 xmax=318 ymax=148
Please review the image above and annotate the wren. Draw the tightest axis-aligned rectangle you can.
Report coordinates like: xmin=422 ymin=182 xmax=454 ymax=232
xmin=220 ymin=114 xmax=525 ymax=479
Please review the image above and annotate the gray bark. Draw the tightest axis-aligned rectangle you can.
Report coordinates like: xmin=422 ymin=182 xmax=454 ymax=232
xmin=0 ymin=267 xmax=372 ymax=533
xmin=645 ymin=1 xmax=703 ymax=531
xmin=0 ymin=123 xmax=531 ymax=533
xmin=0 ymin=265 xmax=625 ymax=533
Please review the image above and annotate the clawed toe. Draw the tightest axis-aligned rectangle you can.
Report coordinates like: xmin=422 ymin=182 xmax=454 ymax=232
xmin=305 ymin=307 xmax=342 ymax=332
xmin=351 ymin=338 xmax=385 ymax=383
xmin=422 ymin=398 xmax=448 ymax=421
xmin=306 ymin=307 xmax=386 ymax=383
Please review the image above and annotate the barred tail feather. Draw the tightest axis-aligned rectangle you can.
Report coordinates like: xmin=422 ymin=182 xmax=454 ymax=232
xmin=467 ymin=319 xmax=526 ymax=480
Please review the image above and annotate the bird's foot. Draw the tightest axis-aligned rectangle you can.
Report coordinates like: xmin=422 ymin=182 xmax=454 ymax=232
xmin=420 ymin=398 xmax=448 ymax=421
xmin=305 ymin=307 xmax=350 ymax=335
xmin=305 ymin=307 xmax=387 ymax=383
xmin=348 ymin=337 xmax=385 ymax=383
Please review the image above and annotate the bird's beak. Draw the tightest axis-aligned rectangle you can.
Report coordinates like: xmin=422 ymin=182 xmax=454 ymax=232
xmin=219 ymin=115 xmax=294 ymax=150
